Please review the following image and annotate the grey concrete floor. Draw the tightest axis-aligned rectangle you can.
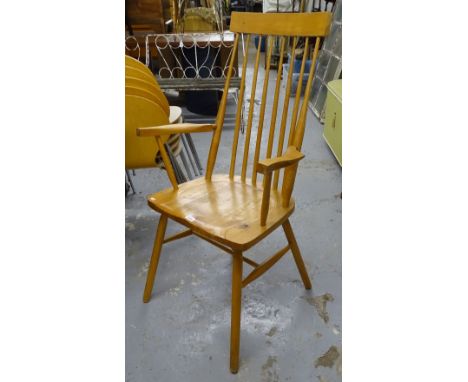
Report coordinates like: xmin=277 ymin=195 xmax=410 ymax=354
xmin=126 ymin=43 xmax=342 ymax=382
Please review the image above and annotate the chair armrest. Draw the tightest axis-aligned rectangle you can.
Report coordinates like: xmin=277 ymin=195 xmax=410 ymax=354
xmin=137 ymin=123 xmax=216 ymax=137
xmin=256 ymin=146 xmax=305 ymax=174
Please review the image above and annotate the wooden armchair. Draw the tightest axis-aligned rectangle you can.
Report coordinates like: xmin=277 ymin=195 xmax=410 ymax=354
xmin=138 ymin=11 xmax=332 ymax=373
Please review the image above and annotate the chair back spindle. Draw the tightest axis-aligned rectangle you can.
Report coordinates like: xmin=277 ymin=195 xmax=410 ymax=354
xmin=251 ymin=36 xmax=274 ymax=186
xmin=288 ymin=37 xmax=310 ymax=146
xmin=240 ymin=35 xmax=263 ymax=182
xmin=206 ymin=33 xmax=240 ymax=179
xmin=273 ymin=36 xmax=298 ymax=190
xmin=266 ymin=36 xmax=287 ymax=160
xmin=228 ymin=33 xmax=251 ymax=179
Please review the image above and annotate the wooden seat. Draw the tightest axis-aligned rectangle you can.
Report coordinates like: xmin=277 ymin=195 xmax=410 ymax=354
xmin=135 ymin=11 xmax=332 ymax=373
xmin=148 ymin=174 xmax=295 ymax=250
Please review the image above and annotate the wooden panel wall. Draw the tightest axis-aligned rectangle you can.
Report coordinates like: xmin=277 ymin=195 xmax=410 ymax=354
xmin=126 ymin=0 xmax=165 ymax=32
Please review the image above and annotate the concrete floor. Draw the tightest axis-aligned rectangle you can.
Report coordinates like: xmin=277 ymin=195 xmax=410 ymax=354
xmin=126 ymin=43 xmax=342 ymax=382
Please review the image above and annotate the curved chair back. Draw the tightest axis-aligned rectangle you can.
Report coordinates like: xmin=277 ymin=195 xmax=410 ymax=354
xmin=126 ymin=94 xmax=170 ymax=169
xmin=125 ymin=76 xmax=170 ymax=115
xmin=125 ymin=65 xmax=160 ymax=88
xmin=125 ymin=85 xmax=165 ymax=111
xmin=125 ymin=55 xmax=155 ymax=79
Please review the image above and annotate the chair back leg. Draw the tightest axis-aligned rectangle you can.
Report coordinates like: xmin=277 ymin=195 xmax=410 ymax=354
xmin=283 ymin=219 xmax=312 ymax=289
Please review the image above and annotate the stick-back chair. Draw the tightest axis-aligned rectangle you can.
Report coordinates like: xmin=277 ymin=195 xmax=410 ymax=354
xmin=136 ymin=11 xmax=332 ymax=373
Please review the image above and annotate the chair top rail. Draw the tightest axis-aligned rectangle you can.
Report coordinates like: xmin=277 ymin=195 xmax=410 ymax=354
xmin=230 ymin=11 xmax=332 ymax=37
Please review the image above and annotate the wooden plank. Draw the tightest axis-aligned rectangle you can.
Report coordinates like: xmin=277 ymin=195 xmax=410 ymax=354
xmin=230 ymin=12 xmax=332 ymax=37
xmin=126 ymin=0 xmax=164 ymax=25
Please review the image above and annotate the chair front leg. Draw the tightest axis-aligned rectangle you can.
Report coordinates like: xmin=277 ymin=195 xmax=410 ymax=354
xmin=143 ymin=214 xmax=168 ymax=303
xmin=230 ymin=251 xmax=243 ymax=373
xmin=282 ymin=219 xmax=312 ymax=290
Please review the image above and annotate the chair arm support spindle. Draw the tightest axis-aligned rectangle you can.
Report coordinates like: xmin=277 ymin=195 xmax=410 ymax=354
xmin=257 ymin=146 xmax=304 ymax=224
xmin=260 ymin=172 xmax=273 ymax=226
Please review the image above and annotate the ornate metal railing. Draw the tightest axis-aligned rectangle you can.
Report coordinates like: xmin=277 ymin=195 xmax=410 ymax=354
xmin=144 ymin=32 xmax=240 ymax=90
xmin=125 ymin=35 xmax=141 ymax=61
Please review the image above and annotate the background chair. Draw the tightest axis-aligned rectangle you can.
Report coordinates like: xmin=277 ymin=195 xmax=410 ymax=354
xmin=136 ymin=11 xmax=332 ymax=373
xmin=125 ymin=94 xmax=169 ymax=169
xmin=125 ymin=56 xmax=204 ymax=191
